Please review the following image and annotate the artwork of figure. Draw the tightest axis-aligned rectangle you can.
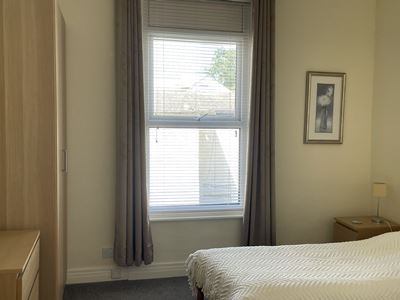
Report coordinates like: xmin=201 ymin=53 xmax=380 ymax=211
xmin=315 ymin=84 xmax=334 ymax=133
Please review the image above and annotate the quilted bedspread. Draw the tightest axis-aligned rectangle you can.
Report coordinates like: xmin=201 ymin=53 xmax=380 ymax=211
xmin=186 ymin=232 xmax=400 ymax=300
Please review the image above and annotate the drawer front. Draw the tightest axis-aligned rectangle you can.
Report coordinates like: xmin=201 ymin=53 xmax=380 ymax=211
xmin=358 ymin=228 xmax=391 ymax=240
xmin=20 ymin=241 xmax=40 ymax=300
xmin=28 ymin=275 xmax=39 ymax=300
xmin=0 ymin=274 xmax=18 ymax=300
xmin=333 ymin=223 xmax=358 ymax=242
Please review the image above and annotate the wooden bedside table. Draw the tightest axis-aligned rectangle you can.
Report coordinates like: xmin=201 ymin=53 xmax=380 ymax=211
xmin=333 ymin=216 xmax=400 ymax=242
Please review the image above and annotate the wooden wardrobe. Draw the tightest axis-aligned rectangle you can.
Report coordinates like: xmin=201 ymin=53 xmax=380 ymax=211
xmin=0 ymin=1 xmax=67 ymax=299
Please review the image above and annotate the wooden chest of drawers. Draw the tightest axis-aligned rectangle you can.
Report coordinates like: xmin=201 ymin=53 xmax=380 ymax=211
xmin=0 ymin=231 xmax=40 ymax=300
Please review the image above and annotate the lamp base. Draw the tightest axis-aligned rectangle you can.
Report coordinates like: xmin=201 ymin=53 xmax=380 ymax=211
xmin=372 ymin=216 xmax=384 ymax=224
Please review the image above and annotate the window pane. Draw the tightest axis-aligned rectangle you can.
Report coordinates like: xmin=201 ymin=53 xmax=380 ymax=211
xmin=148 ymin=128 xmax=241 ymax=208
xmin=151 ymin=38 xmax=238 ymax=119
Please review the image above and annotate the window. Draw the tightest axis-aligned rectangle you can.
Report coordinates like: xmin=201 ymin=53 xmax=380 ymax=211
xmin=143 ymin=0 xmax=251 ymax=215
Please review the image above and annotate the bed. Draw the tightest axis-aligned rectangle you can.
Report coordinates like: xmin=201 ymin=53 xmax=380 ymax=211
xmin=186 ymin=232 xmax=400 ymax=300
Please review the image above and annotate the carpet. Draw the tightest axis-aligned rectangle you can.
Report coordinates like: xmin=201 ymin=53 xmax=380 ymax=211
xmin=63 ymin=277 xmax=195 ymax=300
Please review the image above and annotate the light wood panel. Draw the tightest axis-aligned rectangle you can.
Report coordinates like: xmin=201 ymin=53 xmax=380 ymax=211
xmin=333 ymin=223 xmax=358 ymax=242
xmin=335 ymin=216 xmax=400 ymax=233
xmin=0 ymin=274 xmax=17 ymax=300
xmin=0 ymin=231 xmax=39 ymax=274
xmin=29 ymin=275 xmax=39 ymax=300
xmin=0 ymin=231 xmax=40 ymax=300
xmin=2 ymin=0 xmax=25 ymax=226
xmin=334 ymin=217 xmax=400 ymax=242
xmin=20 ymin=242 xmax=40 ymax=300
xmin=0 ymin=0 xmax=65 ymax=299
xmin=0 ymin=0 xmax=7 ymax=229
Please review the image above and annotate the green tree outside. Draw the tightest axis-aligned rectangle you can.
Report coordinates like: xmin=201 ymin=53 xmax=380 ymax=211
xmin=208 ymin=48 xmax=237 ymax=91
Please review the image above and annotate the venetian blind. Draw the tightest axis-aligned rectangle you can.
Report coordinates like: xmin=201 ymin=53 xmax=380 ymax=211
xmin=143 ymin=0 xmax=252 ymax=211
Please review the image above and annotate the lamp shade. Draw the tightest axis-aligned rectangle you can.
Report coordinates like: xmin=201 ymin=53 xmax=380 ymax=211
xmin=373 ymin=182 xmax=387 ymax=198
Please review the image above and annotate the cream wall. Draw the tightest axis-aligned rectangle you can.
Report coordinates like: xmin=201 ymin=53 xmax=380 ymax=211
xmin=60 ymin=0 xmax=377 ymax=281
xmin=275 ymin=0 xmax=376 ymax=244
xmin=372 ymin=0 xmax=400 ymax=223
xmin=59 ymin=0 xmax=242 ymax=276
xmin=59 ymin=0 xmax=117 ymax=271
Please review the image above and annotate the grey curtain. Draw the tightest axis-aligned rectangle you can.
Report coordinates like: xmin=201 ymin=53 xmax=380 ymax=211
xmin=242 ymin=0 xmax=275 ymax=246
xmin=114 ymin=0 xmax=153 ymax=266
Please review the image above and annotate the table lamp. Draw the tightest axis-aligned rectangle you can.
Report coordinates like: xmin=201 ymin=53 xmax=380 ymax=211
xmin=372 ymin=182 xmax=387 ymax=224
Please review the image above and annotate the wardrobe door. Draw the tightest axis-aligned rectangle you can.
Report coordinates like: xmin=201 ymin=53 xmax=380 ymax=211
xmin=0 ymin=0 xmax=6 ymax=228
xmin=56 ymin=5 xmax=67 ymax=299
xmin=0 ymin=0 xmax=65 ymax=299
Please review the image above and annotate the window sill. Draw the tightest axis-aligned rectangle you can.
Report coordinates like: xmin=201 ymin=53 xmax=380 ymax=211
xmin=149 ymin=210 xmax=243 ymax=222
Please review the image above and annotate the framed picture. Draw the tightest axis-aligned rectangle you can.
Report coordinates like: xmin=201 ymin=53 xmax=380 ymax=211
xmin=304 ymin=71 xmax=346 ymax=144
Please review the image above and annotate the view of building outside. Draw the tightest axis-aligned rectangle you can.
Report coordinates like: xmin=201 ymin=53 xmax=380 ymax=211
xmin=152 ymin=38 xmax=237 ymax=118
xmin=149 ymin=128 xmax=239 ymax=207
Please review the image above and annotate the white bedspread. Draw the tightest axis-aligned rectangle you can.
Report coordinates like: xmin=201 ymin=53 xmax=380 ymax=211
xmin=186 ymin=232 xmax=400 ymax=300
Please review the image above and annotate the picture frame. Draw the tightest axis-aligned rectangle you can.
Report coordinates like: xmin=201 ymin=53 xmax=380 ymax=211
xmin=304 ymin=71 xmax=346 ymax=144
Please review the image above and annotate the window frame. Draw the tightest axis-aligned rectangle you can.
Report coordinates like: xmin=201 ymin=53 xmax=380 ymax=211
xmin=143 ymin=27 xmax=251 ymax=217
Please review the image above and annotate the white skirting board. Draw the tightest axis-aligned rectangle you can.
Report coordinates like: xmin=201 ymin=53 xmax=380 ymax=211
xmin=66 ymin=261 xmax=187 ymax=284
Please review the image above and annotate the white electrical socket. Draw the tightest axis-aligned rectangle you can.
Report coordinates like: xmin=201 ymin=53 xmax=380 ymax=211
xmin=102 ymin=247 xmax=113 ymax=258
